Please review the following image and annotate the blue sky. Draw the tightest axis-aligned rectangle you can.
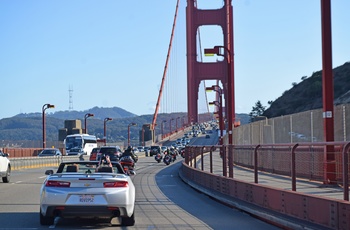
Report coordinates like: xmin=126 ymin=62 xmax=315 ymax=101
xmin=1 ymin=0 xmax=349 ymax=119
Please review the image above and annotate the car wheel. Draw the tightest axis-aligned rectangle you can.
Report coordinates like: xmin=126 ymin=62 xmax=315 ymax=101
xmin=121 ymin=212 xmax=135 ymax=226
xmin=40 ymin=210 xmax=54 ymax=225
xmin=2 ymin=165 xmax=11 ymax=183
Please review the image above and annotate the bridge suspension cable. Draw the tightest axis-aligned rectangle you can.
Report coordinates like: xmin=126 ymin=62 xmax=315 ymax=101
xmin=151 ymin=0 xmax=180 ymax=129
xmin=151 ymin=0 xmax=213 ymax=131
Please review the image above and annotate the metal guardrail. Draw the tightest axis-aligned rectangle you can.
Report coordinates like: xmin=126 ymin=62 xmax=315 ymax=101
xmin=181 ymin=144 xmax=350 ymax=230
xmin=10 ymin=156 xmax=81 ymax=170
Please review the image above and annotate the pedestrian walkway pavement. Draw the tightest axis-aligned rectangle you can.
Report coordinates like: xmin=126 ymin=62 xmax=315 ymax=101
xmin=198 ymin=151 xmax=347 ymax=202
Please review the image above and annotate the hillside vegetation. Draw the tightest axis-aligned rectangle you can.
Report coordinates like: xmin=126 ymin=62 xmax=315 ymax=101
xmin=0 ymin=107 xmax=250 ymax=143
xmin=263 ymin=62 xmax=350 ymax=118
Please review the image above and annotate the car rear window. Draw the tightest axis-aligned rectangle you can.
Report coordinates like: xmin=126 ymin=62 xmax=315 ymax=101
xmin=100 ymin=147 xmax=118 ymax=154
xmin=91 ymin=148 xmax=100 ymax=153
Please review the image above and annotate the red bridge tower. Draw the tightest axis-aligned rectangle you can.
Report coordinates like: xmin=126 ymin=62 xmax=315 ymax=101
xmin=186 ymin=0 xmax=234 ymax=129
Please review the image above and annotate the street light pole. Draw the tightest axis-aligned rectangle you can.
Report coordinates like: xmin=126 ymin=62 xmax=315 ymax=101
xmin=142 ymin=127 xmax=145 ymax=146
xmin=103 ymin=117 xmax=112 ymax=146
xmin=207 ymin=85 xmax=224 ymax=144
xmin=169 ymin=118 xmax=174 ymax=135
xmin=209 ymin=100 xmax=223 ymax=143
xmin=176 ymin=117 xmax=180 ymax=132
xmin=128 ymin=122 xmax=137 ymax=147
xmin=182 ymin=116 xmax=186 ymax=128
xmin=84 ymin=113 xmax=94 ymax=134
xmin=42 ymin=103 xmax=55 ymax=149
xmin=161 ymin=120 xmax=167 ymax=139
xmin=204 ymin=46 xmax=234 ymax=145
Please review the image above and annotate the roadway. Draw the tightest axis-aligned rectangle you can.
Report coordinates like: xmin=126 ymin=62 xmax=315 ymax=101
xmin=0 ymin=150 xmax=280 ymax=229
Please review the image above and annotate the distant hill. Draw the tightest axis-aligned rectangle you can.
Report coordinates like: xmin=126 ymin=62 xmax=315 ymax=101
xmin=236 ymin=113 xmax=250 ymax=125
xmin=0 ymin=105 xmax=250 ymax=145
xmin=1 ymin=107 xmax=142 ymax=143
xmin=263 ymin=61 xmax=350 ymax=118
xmin=15 ymin=106 xmax=137 ymax=120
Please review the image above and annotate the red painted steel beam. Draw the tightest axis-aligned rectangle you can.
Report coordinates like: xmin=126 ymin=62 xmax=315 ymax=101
xmin=321 ymin=0 xmax=336 ymax=183
xmin=186 ymin=1 xmax=233 ymax=125
xmin=225 ymin=0 xmax=234 ymax=145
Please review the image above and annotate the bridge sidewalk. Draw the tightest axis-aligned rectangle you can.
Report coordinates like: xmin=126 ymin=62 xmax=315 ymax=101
xmin=199 ymin=152 xmax=347 ymax=201
xmin=186 ymin=152 xmax=349 ymax=229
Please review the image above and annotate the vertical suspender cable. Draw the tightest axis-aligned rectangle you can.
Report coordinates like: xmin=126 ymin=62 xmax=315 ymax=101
xmin=152 ymin=0 xmax=180 ymax=128
xmin=197 ymin=25 xmax=210 ymax=115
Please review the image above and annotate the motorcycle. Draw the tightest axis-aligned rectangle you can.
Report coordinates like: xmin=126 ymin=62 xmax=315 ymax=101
xmin=179 ymin=148 xmax=185 ymax=158
xmin=119 ymin=156 xmax=135 ymax=174
xmin=168 ymin=149 xmax=178 ymax=162
xmin=163 ymin=154 xmax=172 ymax=165
xmin=170 ymin=151 xmax=177 ymax=161
xmin=154 ymin=153 xmax=162 ymax=163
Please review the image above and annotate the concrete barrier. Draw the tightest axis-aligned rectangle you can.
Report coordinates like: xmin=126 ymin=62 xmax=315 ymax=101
xmin=10 ymin=156 xmax=81 ymax=170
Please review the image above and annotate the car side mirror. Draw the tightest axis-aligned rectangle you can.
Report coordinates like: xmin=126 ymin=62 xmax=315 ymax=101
xmin=45 ymin=170 xmax=54 ymax=175
xmin=4 ymin=153 xmax=9 ymax=157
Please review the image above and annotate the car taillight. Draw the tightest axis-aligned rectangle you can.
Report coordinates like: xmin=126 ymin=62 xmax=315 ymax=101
xmin=46 ymin=180 xmax=71 ymax=187
xmin=103 ymin=181 xmax=128 ymax=188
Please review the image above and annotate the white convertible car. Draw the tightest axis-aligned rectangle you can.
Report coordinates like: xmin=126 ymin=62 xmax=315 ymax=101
xmin=40 ymin=160 xmax=135 ymax=226
xmin=0 ymin=151 xmax=11 ymax=183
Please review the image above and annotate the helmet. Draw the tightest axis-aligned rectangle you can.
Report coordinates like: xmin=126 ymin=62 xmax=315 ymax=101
xmin=127 ymin=146 xmax=132 ymax=150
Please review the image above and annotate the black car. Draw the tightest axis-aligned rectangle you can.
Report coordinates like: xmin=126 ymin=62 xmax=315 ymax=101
xmin=96 ymin=146 xmax=122 ymax=162
xmin=149 ymin=145 xmax=161 ymax=157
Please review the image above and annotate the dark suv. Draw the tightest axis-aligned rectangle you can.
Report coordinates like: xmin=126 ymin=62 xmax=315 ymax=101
xmin=149 ymin=145 xmax=161 ymax=156
xmin=96 ymin=146 xmax=122 ymax=162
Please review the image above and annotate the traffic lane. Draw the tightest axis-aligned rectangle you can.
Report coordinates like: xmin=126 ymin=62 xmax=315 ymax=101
xmin=156 ymin=161 xmax=280 ymax=230
xmin=0 ymin=167 xmax=49 ymax=229
xmin=131 ymin=156 xmax=213 ymax=229
xmin=161 ymin=131 xmax=217 ymax=148
xmin=0 ymin=167 xmax=48 ymax=209
xmin=0 ymin=166 xmax=124 ymax=229
xmin=0 ymin=158 xmax=209 ymax=229
xmin=0 ymin=156 xmax=278 ymax=229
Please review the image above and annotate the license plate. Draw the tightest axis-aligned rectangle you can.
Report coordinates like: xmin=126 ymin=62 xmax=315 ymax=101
xmin=79 ymin=195 xmax=94 ymax=203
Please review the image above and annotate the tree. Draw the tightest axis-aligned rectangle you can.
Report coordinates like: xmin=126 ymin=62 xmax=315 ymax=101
xmin=249 ymin=100 xmax=266 ymax=122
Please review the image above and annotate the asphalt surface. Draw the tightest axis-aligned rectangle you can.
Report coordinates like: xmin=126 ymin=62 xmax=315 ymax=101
xmin=0 ymin=153 xmax=280 ymax=229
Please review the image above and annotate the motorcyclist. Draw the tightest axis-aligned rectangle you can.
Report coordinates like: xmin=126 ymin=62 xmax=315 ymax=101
xmin=122 ymin=146 xmax=138 ymax=163
xmin=169 ymin=147 xmax=177 ymax=161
